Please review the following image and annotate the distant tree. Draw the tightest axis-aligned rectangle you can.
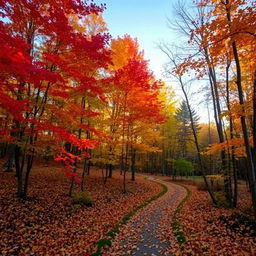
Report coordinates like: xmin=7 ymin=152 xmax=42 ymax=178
xmin=175 ymin=100 xmax=200 ymax=158
xmin=173 ymin=158 xmax=194 ymax=178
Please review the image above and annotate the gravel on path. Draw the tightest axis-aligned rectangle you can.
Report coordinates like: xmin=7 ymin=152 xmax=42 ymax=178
xmin=104 ymin=177 xmax=187 ymax=256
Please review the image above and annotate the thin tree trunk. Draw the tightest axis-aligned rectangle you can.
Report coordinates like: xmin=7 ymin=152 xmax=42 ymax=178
xmin=69 ymin=167 xmax=76 ymax=197
xmin=23 ymin=153 xmax=35 ymax=197
xmin=182 ymin=84 xmax=217 ymax=204
xmin=87 ymin=160 xmax=91 ymax=175
xmin=131 ymin=148 xmax=136 ymax=181
xmin=206 ymin=55 xmax=230 ymax=204
xmin=15 ymin=145 xmax=23 ymax=197
xmin=123 ymin=125 xmax=130 ymax=193
xmin=81 ymin=160 xmax=87 ymax=191
xmin=104 ymin=164 xmax=109 ymax=184
xmin=108 ymin=164 xmax=113 ymax=178
xmin=225 ymin=0 xmax=256 ymax=217
xmin=226 ymin=60 xmax=238 ymax=207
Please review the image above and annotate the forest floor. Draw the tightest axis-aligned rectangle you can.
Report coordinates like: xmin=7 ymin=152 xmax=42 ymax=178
xmin=103 ymin=176 xmax=256 ymax=256
xmin=0 ymin=163 xmax=161 ymax=255
xmin=104 ymin=178 xmax=186 ymax=256
xmin=161 ymin=178 xmax=256 ymax=256
xmin=1 ymin=164 xmax=256 ymax=256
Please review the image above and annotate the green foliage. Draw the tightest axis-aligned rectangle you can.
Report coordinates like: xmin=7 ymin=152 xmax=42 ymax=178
xmin=97 ymin=239 xmax=112 ymax=249
xmin=90 ymin=252 xmax=102 ymax=256
xmin=175 ymin=101 xmax=200 ymax=133
xmin=91 ymin=239 xmax=112 ymax=256
xmin=174 ymin=101 xmax=200 ymax=158
xmin=173 ymin=158 xmax=194 ymax=176
xmin=72 ymin=192 xmax=93 ymax=207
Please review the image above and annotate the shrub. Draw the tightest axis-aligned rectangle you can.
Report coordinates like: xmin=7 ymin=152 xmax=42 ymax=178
xmin=196 ymin=180 xmax=224 ymax=192
xmin=173 ymin=158 xmax=194 ymax=177
xmin=72 ymin=191 xmax=93 ymax=206
xmin=214 ymin=191 xmax=231 ymax=208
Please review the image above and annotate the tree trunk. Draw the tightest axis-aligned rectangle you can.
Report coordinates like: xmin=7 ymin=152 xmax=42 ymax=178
xmin=81 ymin=160 xmax=87 ymax=191
xmin=15 ymin=145 xmax=23 ymax=197
xmin=4 ymin=144 xmax=15 ymax=172
xmin=225 ymin=0 xmax=256 ymax=217
xmin=23 ymin=153 xmax=34 ymax=197
xmin=179 ymin=76 xmax=217 ymax=204
xmin=206 ymin=53 xmax=231 ymax=204
xmin=131 ymin=148 xmax=136 ymax=181
xmin=226 ymin=60 xmax=238 ymax=207
xmin=108 ymin=164 xmax=113 ymax=178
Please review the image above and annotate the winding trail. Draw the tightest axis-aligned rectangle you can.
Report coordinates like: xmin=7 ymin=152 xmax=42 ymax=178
xmin=105 ymin=177 xmax=187 ymax=256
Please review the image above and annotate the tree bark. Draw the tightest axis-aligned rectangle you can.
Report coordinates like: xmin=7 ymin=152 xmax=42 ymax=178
xmin=224 ymin=0 xmax=256 ymax=217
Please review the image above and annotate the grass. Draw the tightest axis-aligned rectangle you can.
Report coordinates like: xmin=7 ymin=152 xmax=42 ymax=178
xmin=185 ymin=176 xmax=203 ymax=180
xmin=72 ymin=191 xmax=94 ymax=207
xmin=170 ymin=182 xmax=191 ymax=245
xmin=91 ymin=179 xmax=168 ymax=256
xmin=164 ymin=176 xmax=203 ymax=181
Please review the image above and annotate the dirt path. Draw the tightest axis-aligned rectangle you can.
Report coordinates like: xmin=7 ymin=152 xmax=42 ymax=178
xmin=104 ymin=177 xmax=187 ymax=256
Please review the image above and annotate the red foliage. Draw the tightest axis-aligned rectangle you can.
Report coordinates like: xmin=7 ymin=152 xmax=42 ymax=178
xmin=0 ymin=0 xmax=111 ymax=184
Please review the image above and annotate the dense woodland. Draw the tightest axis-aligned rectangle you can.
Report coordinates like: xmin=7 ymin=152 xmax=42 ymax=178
xmin=0 ymin=0 xmax=256 ymax=255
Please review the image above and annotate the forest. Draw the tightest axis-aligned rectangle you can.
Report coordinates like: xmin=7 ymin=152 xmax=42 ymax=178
xmin=0 ymin=0 xmax=256 ymax=255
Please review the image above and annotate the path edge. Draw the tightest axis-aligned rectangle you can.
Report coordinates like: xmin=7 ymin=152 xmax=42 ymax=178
xmin=91 ymin=179 xmax=168 ymax=256
xmin=170 ymin=182 xmax=191 ymax=246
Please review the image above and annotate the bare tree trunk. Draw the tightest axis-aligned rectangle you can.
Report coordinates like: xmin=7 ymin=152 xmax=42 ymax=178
xmin=206 ymin=53 xmax=231 ymax=204
xmin=15 ymin=145 xmax=23 ymax=197
xmin=123 ymin=124 xmax=130 ymax=193
xmin=69 ymin=166 xmax=77 ymax=197
xmin=81 ymin=160 xmax=87 ymax=191
xmin=131 ymin=147 xmax=136 ymax=181
xmin=104 ymin=164 xmax=109 ymax=184
xmin=226 ymin=60 xmax=238 ymax=207
xmin=181 ymin=80 xmax=217 ymax=204
xmin=225 ymin=0 xmax=256 ymax=217
xmin=108 ymin=164 xmax=113 ymax=178
xmin=23 ymin=153 xmax=34 ymax=197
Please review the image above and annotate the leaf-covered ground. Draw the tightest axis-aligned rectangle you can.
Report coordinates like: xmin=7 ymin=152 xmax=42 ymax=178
xmin=167 ymin=183 xmax=256 ymax=256
xmin=104 ymin=179 xmax=186 ymax=256
xmin=0 ymin=164 xmax=161 ymax=255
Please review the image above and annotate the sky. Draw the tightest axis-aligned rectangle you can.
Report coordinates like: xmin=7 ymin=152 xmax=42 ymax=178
xmin=94 ymin=0 xmax=210 ymax=122
xmin=95 ymin=0 xmax=176 ymax=80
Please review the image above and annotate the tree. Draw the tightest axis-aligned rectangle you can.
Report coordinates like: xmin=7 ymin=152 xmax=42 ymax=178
xmin=175 ymin=100 xmax=200 ymax=158
xmin=173 ymin=158 xmax=194 ymax=177
xmin=159 ymin=45 xmax=217 ymax=204
xmin=0 ymin=0 xmax=110 ymax=198
xmin=194 ymin=0 xmax=256 ymax=214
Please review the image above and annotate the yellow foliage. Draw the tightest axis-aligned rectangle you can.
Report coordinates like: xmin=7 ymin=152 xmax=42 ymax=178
xmin=110 ymin=35 xmax=143 ymax=70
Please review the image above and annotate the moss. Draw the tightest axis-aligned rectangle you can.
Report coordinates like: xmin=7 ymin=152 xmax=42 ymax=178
xmin=91 ymin=180 xmax=168 ymax=256
xmin=171 ymin=182 xmax=191 ymax=245
xmin=72 ymin=191 xmax=93 ymax=207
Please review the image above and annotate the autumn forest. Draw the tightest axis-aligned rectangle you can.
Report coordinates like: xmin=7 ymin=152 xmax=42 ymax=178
xmin=0 ymin=0 xmax=256 ymax=255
